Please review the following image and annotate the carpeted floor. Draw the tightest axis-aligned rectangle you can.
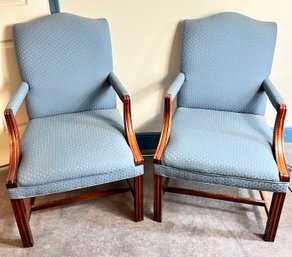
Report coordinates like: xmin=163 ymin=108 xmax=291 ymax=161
xmin=0 ymin=145 xmax=292 ymax=257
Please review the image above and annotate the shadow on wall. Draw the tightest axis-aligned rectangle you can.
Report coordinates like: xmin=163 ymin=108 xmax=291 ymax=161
xmin=133 ymin=21 xmax=183 ymax=132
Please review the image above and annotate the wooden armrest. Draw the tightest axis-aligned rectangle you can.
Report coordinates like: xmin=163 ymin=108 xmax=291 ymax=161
xmin=123 ymin=95 xmax=144 ymax=166
xmin=154 ymin=94 xmax=172 ymax=165
xmin=4 ymin=109 xmax=22 ymax=188
xmin=273 ymin=104 xmax=290 ymax=182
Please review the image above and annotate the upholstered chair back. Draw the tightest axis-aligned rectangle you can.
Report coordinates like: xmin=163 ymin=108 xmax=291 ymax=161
xmin=178 ymin=12 xmax=277 ymax=115
xmin=13 ymin=13 xmax=115 ymax=119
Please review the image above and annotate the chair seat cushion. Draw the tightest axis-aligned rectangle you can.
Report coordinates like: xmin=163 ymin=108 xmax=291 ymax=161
xmin=154 ymin=108 xmax=288 ymax=192
xmin=9 ymin=109 xmax=143 ymax=199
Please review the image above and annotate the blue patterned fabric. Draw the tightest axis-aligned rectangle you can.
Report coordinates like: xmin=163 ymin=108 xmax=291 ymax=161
xmin=178 ymin=12 xmax=277 ymax=115
xmin=108 ymin=72 xmax=129 ymax=101
xmin=263 ymin=79 xmax=285 ymax=110
xmin=155 ymin=165 xmax=287 ymax=193
xmin=9 ymin=109 xmax=143 ymax=199
xmin=5 ymin=82 xmax=29 ymax=115
xmin=167 ymin=73 xmax=185 ymax=99
xmin=154 ymin=108 xmax=288 ymax=192
xmin=13 ymin=13 xmax=115 ymax=119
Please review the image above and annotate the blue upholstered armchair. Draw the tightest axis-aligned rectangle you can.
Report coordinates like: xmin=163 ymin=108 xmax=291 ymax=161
xmin=153 ymin=12 xmax=289 ymax=241
xmin=4 ymin=13 xmax=143 ymax=248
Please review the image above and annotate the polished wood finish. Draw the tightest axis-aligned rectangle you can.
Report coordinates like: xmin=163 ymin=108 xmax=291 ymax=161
xmin=4 ymin=109 xmax=21 ymax=188
xmin=30 ymin=197 xmax=36 ymax=206
xmin=10 ymin=199 xmax=33 ymax=248
xmin=5 ymin=94 xmax=144 ymax=247
xmin=31 ymin=187 xmax=132 ymax=212
xmin=126 ymin=179 xmax=134 ymax=196
xmin=9 ymin=181 xmax=142 ymax=247
xmin=134 ymin=175 xmax=144 ymax=222
xmin=27 ymin=197 xmax=35 ymax=221
xmin=273 ymin=104 xmax=290 ymax=182
xmin=259 ymin=191 xmax=270 ymax=215
xmin=156 ymin=178 xmax=288 ymax=241
xmin=264 ymin=193 xmax=286 ymax=242
xmin=123 ymin=95 xmax=144 ymax=166
xmin=153 ymin=174 xmax=163 ymax=222
xmin=123 ymin=95 xmax=144 ymax=221
xmin=165 ymin=187 xmax=267 ymax=208
xmin=153 ymin=93 xmax=289 ymax=241
xmin=163 ymin=177 xmax=170 ymax=195
xmin=154 ymin=94 xmax=172 ymax=165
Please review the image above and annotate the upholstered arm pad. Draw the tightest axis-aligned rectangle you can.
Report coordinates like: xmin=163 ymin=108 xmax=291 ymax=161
xmin=5 ymin=82 xmax=29 ymax=115
xmin=167 ymin=73 xmax=185 ymax=100
xmin=108 ymin=72 xmax=129 ymax=101
xmin=262 ymin=79 xmax=285 ymax=110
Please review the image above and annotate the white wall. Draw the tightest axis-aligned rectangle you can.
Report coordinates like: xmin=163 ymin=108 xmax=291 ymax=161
xmin=60 ymin=0 xmax=292 ymax=132
xmin=0 ymin=0 xmax=50 ymax=165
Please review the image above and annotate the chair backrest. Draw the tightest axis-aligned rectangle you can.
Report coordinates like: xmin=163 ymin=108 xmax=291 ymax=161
xmin=178 ymin=12 xmax=277 ymax=115
xmin=13 ymin=13 xmax=115 ymax=119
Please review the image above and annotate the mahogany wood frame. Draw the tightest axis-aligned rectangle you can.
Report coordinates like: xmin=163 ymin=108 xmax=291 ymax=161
xmin=4 ymin=94 xmax=144 ymax=248
xmin=154 ymin=93 xmax=290 ymax=242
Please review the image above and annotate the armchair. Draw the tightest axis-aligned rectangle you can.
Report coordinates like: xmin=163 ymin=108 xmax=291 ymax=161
xmin=5 ymin=13 xmax=143 ymax=248
xmin=153 ymin=12 xmax=289 ymax=242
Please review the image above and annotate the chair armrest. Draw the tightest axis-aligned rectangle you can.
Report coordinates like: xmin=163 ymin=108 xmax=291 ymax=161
xmin=262 ymin=79 xmax=289 ymax=182
xmin=262 ymin=79 xmax=285 ymax=111
xmin=108 ymin=73 xmax=143 ymax=166
xmin=4 ymin=82 xmax=29 ymax=188
xmin=6 ymin=82 xmax=29 ymax=115
xmin=166 ymin=73 xmax=185 ymax=100
xmin=154 ymin=73 xmax=185 ymax=164
xmin=108 ymin=72 xmax=129 ymax=101
xmin=273 ymin=104 xmax=289 ymax=182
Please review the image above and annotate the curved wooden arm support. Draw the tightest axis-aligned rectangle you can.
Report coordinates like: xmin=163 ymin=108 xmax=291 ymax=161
xmin=154 ymin=94 xmax=172 ymax=165
xmin=123 ymin=95 xmax=144 ymax=166
xmin=4 ymin=109 xmax=22 ymax=188
xmin=273 ymin=104 xmax=290 ymax=182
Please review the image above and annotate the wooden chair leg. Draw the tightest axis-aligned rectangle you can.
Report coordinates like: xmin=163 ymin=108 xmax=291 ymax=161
xmin=264 ymin=192 xmax=286 ymax=242
xmin=134 ymin=175 xmax=144 ymax=222
xmin=154 ymin=174 xmax=163 ymax=222
xmin=11 ymin=199 xmax=34 ymax=248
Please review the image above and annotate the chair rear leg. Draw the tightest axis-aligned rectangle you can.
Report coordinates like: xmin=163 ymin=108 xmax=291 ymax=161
xmin=134 ymin=175 xmax=143 ymax=222
xmin=264 ymin=192 xmax=286 ymax=242
xmin=11 ymin=199 xmax=34 ymax=247
xmin=154 ymin=174 xmax=163 ymax=222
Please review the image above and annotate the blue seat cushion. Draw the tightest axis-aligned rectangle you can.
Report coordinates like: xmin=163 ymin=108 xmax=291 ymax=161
xmin=9 ymin=109 xmax=143 ymax=199
xmin=154 ymin=108 xmax=288 ymax=192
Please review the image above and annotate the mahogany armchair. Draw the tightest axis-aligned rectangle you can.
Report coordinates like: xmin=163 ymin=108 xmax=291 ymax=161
xmin=5 ymin=13 xmax=143 ymax=248
xmin=153 ymin=12 xmax=289 ymax=241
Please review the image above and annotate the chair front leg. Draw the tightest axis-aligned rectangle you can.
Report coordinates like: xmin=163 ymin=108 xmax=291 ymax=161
xmin=154 ymin=174 xmax=163 ymax=222
xmin=11 ymin=199 xmax=34 ymax=247
xmin=134 ymin=175 xmax=144 ymax=222
xmin=264 ymin=192 xmax=286 ymax=241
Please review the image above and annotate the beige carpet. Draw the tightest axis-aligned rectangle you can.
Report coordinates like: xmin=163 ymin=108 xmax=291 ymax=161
xmin=0 ymin=152 xmax=292 ymax=257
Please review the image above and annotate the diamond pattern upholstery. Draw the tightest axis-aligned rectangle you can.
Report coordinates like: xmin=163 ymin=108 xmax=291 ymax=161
xmin=178 ymin=12 xmax=277 ymax=115
xmin=6 ymin=82 xmax=29 ymax=115
xmin=9 ymin=109 xmax=143 ymax=199
xmin=154 ymin=12 xmax=288 ymax=193
xmin=13 ymin=13 xmax=116 ymax=119
xmin=154 ymin=108 xmax=288 ymax=192
xmin=7 ymin=13 xmax=143 ymax=200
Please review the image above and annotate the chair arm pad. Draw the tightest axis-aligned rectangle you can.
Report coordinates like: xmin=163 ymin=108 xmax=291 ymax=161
xmin=5 ymin=82 xmax=29 ymax=115
xmin=262 ymin=79 xmax=285 ymax=111
xmin=108 ymin=72 xmax=129 ymax=101
xmin=167 ymin=73 xmax=185 ymax=100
